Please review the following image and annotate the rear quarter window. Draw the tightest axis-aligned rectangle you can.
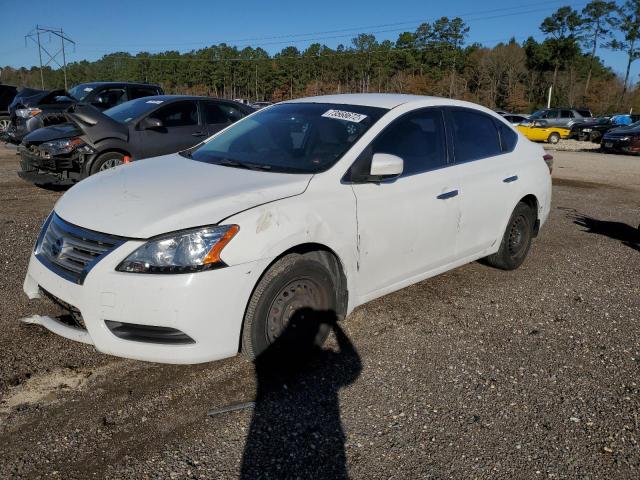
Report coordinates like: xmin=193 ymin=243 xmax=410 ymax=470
xmin=496 ymin=121 xmax=518 ymax=153
xmin=448 ymin=108 xmax=502 ymax=162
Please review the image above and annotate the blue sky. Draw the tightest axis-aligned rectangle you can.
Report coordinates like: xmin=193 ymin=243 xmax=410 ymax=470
xmin=0 ymin=0 xmax=636 ymax=82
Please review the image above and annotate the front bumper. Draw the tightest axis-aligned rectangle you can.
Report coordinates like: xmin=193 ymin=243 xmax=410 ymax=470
xmin=19 ymin=147 xmax=82 ymax=184
xmin=601 ymin=137 xmax=640 ymax=154
xmin=23 ymin=242 xmax=267 ymax=364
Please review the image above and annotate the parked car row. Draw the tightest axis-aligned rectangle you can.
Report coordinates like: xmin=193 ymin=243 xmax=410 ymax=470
xmin=0 ymin=81 xmax=254 ymax=186
xmin=19 ymin=95 xmax=253 ymax=185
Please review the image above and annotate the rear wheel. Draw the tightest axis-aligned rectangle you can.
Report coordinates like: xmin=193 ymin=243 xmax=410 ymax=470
xmin=241 ymin=253 xmax=338 ymax=360
xmin=547 ymin=132 xmax=560 ymax=144
xmin=89 ymin=152 xmax=126 ymax=175
xmin=589 ymin=131 xmax=601 ymax=143
xmin=484 ymin=202 xmax=536 ymax=270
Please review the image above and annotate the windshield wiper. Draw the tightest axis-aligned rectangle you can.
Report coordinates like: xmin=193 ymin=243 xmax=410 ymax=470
xmin=217 ymin=159 xmax=272 ymax=171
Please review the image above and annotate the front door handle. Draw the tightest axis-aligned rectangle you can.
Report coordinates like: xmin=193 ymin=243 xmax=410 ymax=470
xmin=437 ymin=190 xmax=459 ymax=200
xmin=503 ymin=175 xmax=518 ymax=183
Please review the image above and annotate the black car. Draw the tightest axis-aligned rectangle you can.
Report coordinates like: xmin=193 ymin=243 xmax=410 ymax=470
xmin=19 ymin=95 xmax=253 ymax=185
xmin=4 ymin=82 xmax=163 ymax=145
xmin=601 ymin=121 xmax=640 ymax=154
xmin=577 ymin=114 xmax=640 ymax=143
xmin=0 ymin=84 xmax=18 ymax=133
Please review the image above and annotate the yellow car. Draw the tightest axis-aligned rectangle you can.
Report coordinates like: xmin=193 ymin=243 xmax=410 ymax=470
xmin=516 ymin=120 xmax=570 ymax=144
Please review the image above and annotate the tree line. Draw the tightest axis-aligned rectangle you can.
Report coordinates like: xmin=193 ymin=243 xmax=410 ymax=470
xmin=4 ymin=1 xmax=640 ymax=114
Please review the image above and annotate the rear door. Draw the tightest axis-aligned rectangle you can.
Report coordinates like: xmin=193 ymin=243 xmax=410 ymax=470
xmin=352 ymin=107 xmax=461 ymax=299
xmin=444 ymin=107 xmax=521 ymax=258
xmin=201 ymin=101 xmax=247 ymax=136
xmin=136 ymin=100 xmax=202 ymax=158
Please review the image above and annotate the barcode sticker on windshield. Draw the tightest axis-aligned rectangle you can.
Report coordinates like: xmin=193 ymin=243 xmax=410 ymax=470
xmin=322 ymin=109 xmax=367 ymax=123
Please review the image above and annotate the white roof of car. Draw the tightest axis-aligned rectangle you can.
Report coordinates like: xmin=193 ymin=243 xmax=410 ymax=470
xmin=283 ymin=93 xmax=492 ymax=112
xmin=283 ymin=93 xmax=442 ymax=109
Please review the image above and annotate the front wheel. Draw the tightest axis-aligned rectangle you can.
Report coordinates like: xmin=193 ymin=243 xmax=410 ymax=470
xmin=484 ymin=202 xmax=536 ymax=270
xmin=89 ymin=152 xmax=126 ymax=175
xmin=241 ymin=252 xmax=338 ymax=360
xmin=0 ymin=117 xmax=10 ymax=133
xmin=547 ymin=132 xmax=560 ymax=144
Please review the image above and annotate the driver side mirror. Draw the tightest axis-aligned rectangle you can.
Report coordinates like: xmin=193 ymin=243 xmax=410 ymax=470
xmin=140 ymin=117 xmax=164 ymax=130
xmin=369 ymin=153 xmax=404 ymax=180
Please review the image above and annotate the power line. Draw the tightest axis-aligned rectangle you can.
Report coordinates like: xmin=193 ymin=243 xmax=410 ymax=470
xmin=25 ymin=25 xmax=76 ymax=89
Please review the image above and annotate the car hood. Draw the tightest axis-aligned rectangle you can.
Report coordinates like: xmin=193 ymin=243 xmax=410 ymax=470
xmin=54 ymin=153 xmax=313 ymax=238
xmin=605 ymin=125 xmax=640 ymax=136
xmin=22 ymin=123 xmax=81 ymax=145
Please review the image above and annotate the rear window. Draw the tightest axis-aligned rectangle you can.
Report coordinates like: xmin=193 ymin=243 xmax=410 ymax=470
xmin=130 ymin=86 xmax=161 ymax=100
xmin=449 ymin=108 xmax=502 ymax=162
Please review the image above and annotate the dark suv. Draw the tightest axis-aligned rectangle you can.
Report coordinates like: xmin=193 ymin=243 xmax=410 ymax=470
xmin=528 ymin=108 xmax=593 ymax=129
xmin=4 ymin=82 xmax=163 ymax=144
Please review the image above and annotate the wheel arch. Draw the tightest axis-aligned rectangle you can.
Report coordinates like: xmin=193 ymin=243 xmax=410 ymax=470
xmin=518 ymin=193 xmax=540 ymax=235
xmin=237 ymin=242 xmax=349 ymax=353
xmin=84 ymin=147 xmax=131 ymax=175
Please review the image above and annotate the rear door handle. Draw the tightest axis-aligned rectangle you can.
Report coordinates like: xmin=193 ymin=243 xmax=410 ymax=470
xmin=503 ymin=175 xmax=518 ymax=183
xmin=437 ymin=190 xmax=459 ymax=200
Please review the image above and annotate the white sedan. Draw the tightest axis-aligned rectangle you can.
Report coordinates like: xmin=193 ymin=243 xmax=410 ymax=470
xmin=23 ymin=94 xmax=552 ymax=364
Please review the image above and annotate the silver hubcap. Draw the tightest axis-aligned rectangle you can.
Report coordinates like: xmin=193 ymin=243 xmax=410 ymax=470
xmin=99 ymin=158 xmax=123 ymax=171
xmin=0 ymin=119 xmax=10 ymax=133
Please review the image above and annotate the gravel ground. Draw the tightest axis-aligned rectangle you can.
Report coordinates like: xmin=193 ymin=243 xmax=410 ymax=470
xmin=0 ymin=144 xmax=638 ymax=479
xmin=546 ymin=139 xmax=600 ymax=152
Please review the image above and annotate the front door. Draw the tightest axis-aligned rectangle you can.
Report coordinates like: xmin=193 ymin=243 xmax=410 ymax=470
xmin=351 ymin=108 xmax=460 ymax=300
xmin=137 ymin=100 xmax=203 ymax=158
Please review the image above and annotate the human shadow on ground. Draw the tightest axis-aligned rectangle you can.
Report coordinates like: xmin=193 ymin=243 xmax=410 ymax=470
xmin=240 ymin=308 xmax=362 ymax=480
xmin=572 ymin=213 xmax=640 ymax=252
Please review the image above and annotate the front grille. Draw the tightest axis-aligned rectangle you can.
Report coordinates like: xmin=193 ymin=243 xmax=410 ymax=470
xmin=40 ymin=288 xmax=86 ymax=330
xmin=35 ymin=213 xmax=127 ymax=284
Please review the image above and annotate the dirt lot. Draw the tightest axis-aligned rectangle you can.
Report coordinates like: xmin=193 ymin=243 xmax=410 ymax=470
xmin=0 ymin=144 xmax=638 ymax=479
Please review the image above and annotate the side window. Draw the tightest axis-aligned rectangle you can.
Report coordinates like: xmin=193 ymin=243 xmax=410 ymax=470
xmin=496 ymin=121 xmax=518 ymax=153
xmin=95 ymin=88 xmax=127 ymax=108
xmin=561 ymin=110 xmax=574 ymax=118
xmin=130 ymin=87 xmax=161 ymax=100
xmin=204 ymin=102 xmax=245 ymax=124
xmin=372 ymin=109 xmax=447 ymax=176
xmin=449 ymin=108 xmax=502 ymax=162
xmin=152 ymin=101 xmax=198 ymax=127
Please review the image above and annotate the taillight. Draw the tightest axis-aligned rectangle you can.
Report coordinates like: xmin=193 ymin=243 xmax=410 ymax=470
xmin=543 ymin=153 xmax=553 ymax=174
xmin=123 ymin=155 xmax=131 ymax=164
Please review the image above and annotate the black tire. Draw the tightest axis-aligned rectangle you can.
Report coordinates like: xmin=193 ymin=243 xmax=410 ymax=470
xmin=589 ymin=131 xmax=601 ymax=143
xmin=484 ymin=202 xmax=536 ymax=270
xmin=241 ymin=252 xmax=338 ymax=360
xmin=89 ymin=151 xmax=126 ymax=175
xmin=547 ymin=132 xmax=560 ymax=144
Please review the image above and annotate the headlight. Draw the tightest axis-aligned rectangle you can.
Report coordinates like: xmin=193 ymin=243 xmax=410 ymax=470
xmin=40 ymin=137 xmax=94 ymax=156
xmin=583 ymin=128 xmax=592 ymax=132
xmin=116 ymin=225 xmax=239 ymax=274
xmin=16 ymin=107 xmax=42 ymax=118
xmin=619 ymin=136 xmax=630 ymax=142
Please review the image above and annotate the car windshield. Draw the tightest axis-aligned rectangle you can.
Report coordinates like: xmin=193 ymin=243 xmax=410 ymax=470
xmin=103 ymin=97 xmax=165 ymax=124
xmin=68 ymin=83 xmax=99 ymax=102
xmin=186 ymin=103 xmax=387 ymax=173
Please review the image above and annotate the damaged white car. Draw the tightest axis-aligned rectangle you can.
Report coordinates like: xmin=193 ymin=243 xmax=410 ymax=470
xmin=23 ymin=94 xmax=552 ymax=364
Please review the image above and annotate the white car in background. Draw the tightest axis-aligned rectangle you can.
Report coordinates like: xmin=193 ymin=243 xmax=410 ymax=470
xmin=23 ymin=94 xmax=552 ymax=364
